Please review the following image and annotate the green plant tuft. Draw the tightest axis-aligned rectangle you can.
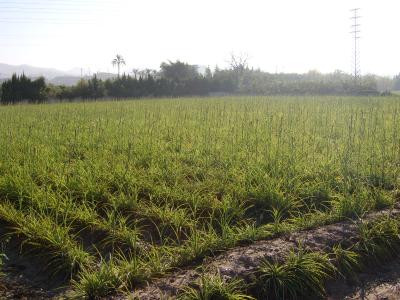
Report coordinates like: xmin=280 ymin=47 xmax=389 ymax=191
xmin=178 ymin=272 xmax=254 ymax=300
xmin=257 ymin=248 xmax=336 ymax=299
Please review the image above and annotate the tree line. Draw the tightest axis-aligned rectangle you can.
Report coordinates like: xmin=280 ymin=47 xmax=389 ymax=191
xmin=0 ymin=58 xmax=392 ymax=104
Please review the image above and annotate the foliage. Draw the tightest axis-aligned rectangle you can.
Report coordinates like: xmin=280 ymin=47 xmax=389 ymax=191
xmin=257 ymin=249 xmax=336 ymax=299
xmin=0 ymin=96 xmax=398 ymax=297
xmin=355 ymin=216 xmax=400 ymax=264
xmin=331 ymin=244 xmax=360 ymax=278
xmin=1 ymin=74 xmax=46 ymax=104
xmin=1 ymin=65 xmax=385 ymax=104
xmin=394 ymin=73 xmax=400 ymax=90
xmin=178 ymin=272 xmax=254 ymax=300
xmin=73 ymin=260 xmax=121 ymax=299
xmin=160 ymin=60 xmax=200 ymax=82
xmin=112 ymin=54 xmax=126 ymax=78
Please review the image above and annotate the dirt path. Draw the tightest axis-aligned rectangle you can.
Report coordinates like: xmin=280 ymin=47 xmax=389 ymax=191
xmin=130 ymin=204 xmax=400 ymax=299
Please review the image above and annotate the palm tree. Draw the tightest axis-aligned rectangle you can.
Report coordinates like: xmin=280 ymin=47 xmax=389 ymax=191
xmin=112 ymin=54 xmax=126 ymax=78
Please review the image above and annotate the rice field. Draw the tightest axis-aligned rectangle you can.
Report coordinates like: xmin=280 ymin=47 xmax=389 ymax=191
xmin=0 ymin=96 xmax=399 ymax=298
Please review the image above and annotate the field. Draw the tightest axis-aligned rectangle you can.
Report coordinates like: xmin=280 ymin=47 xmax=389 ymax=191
xmin=0 ymin=96 xmax=400 ymax=299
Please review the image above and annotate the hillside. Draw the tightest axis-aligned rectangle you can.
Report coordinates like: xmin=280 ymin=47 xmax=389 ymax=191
xmin=0 ymin=63 xmax=116 ymax=86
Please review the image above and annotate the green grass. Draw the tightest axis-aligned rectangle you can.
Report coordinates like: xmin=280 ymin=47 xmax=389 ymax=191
xmin=175 ymin=215 xmax=400 ymax=300
xmin=178 ymin=272 xmax=255 ymax=300
xmin=254 ymin=215 xmax=400 ymax=299
xmin=355 ymin=216 xmax=400 ymax=264
xmin=0 ymin=96 xmax=399 ymax=296
xmin=257 ymin=249 xmax=336 ymax=299
xmin=331 ymin=244 xmax=360 ymax=278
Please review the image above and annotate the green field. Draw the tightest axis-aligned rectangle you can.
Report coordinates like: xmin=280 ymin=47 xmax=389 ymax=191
xmin=0 ymin=96 xmax=400 ymax=298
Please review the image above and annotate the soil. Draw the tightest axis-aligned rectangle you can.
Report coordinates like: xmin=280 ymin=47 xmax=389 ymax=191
xmin=1 ymin=205 xmax=400 ymax=299
xmin=0 ymin=227 xmax=70 ymax=299
xmin=0 ymin=273 xmax=56 ymax=300
xmin=327 ymin=258 xmax=400 ymax=300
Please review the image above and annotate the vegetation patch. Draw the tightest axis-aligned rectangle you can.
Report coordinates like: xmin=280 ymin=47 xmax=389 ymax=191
xmin=0 ymin=96 xmax=399 ymax=298
xmin=178 ymin=272 xmax=254 ymax=300
xmin=174 ymin=215 xmax=400 ymax=300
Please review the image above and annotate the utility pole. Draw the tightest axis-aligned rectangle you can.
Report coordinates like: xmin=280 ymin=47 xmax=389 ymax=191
xmin=350 ymin=8 xmax=361 ymax=84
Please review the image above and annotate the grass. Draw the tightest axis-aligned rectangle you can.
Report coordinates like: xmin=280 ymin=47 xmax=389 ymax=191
xmin=355 ymin=215 xmax=400 ymax=264
xmin=176 ymin=215 xmax=400 ymax=300
xmin=178 ymin=272 xmax=255 ymax=300
xmin=0 ymin=201 xmax=93 ymax=276
xmin=179 ymin=216 xmax=400 ymax=300
xmin=0 ymin=95 xmax=399 ymax=296
xmin=72 ymin=262 xmax=120 ymax=299
xmin=331 ymin=244 xmax=360 ymax=278
xmin=253 ymin=215 xmax=400 ymax=299
xmin=257 ymin=249 xmax=335 ymax=299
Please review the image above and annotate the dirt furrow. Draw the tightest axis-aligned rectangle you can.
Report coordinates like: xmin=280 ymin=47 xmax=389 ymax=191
xmin=131 ymin=204 xmax=400 ymax=299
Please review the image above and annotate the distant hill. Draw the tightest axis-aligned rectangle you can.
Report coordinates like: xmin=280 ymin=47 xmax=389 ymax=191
xmin=0 ymin=63 xmax=74 ymax=79
xmin=50 ymin=73 xmax=116 ymax=86
xmin=0 ymin=63 xmax=116 ymax=86
xmin=49 ymin=76 xmax=83 ymax=86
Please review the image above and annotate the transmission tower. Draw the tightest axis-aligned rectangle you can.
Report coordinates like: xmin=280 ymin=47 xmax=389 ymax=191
xmin=350 ymin=8 xmax=361 ymax=83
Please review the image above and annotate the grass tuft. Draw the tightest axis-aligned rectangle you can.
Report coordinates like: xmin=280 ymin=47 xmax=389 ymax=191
xmin=178 ymin=272 xmax=254 ymax=300
xmin=257 ymin=248 xmax=336 ymax=299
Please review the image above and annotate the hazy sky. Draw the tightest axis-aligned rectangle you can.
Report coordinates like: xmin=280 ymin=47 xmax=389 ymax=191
xmin=0 ymin=0 xmax=399 ymax=76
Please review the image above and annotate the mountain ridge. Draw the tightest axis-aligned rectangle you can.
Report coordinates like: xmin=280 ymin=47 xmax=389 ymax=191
xmin=0 ymin=63 xmax=116 ymax=86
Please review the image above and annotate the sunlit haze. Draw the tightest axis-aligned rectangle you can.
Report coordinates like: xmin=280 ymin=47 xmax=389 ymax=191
xmin=1 ymin=0 xmax=399 ymax=76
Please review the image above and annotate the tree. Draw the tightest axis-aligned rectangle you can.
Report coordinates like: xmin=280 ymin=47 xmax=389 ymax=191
xmin=227 ymin=53 xmax=251 ymax=91
xmin=204 ymin=66 xmax=213 ymax=79
xmin=1 ymin=74 xmax=46 ymax=104
xmin=160 ymin=60 xmax=199 ymax=82
xmin=394 ymin=74 xmax=400 ymax=90
xmin=87 ymin=75 xmax=105 ymax=99
xmin=228 ymin=52 xmax=249 ymax=73
xmin=132 ymin=68 xmax=140 ymax=79
xmin=112 ymin=54 xmax=126 ymax=78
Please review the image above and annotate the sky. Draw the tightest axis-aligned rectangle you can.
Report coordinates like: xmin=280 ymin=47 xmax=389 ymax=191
xmin=0 ymin=0 xmax=399 ymax=76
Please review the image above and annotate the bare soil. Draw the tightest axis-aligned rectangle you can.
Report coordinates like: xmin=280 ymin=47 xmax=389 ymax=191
xmin=327 ymin=258 xmax=400 ymax=300
xmin=0 ymin=227 xmax=69 ymax=299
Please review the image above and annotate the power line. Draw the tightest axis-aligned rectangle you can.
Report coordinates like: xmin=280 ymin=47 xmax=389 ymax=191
xmin=0 ymin=1 xmax=122 ymax=13
xmin=0 ymin=6 xmax=121 ymax=15
xmin=0 ymin=8 xmax=107 ymax=13
xmin=0 ymin=6 xmax=119 ymax=12
xmin=350 ymin=8 xmax=361 ymax=83
xmin=0 ymin=5 xmax=121 ymax=24
xmin=0 ymin=0 xmax=112 ymax=5
xmin=0 ymin=19 xmax=95 ymax=24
